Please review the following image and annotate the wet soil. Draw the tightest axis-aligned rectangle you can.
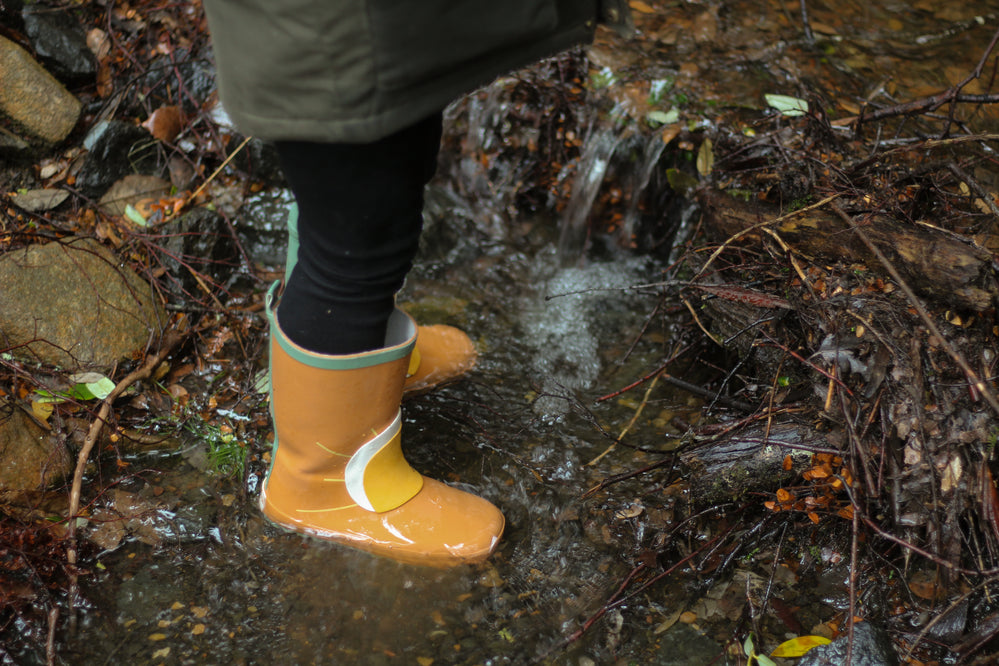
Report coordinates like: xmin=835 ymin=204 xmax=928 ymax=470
xmin=5 ymin=0 xmax=999 ymax=664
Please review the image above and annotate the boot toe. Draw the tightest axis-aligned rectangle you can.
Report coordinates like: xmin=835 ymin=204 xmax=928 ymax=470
xmin=404 ymin=325 xmax=477 ymax=395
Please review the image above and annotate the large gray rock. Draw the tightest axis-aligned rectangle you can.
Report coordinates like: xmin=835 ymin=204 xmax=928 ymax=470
xmin=0 ymin=34 xmax=81 ymax=150
xmin=0 ymin=238 xmax=166 ymax=369
xmin=0 ymin=403 xmax=70 ymax=493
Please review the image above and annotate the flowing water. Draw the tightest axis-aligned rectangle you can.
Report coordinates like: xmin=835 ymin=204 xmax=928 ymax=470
xmin=61 ymin=202 xmax=699 ymax=665
xmin=52 ymin=1 xmax=999 ymax=664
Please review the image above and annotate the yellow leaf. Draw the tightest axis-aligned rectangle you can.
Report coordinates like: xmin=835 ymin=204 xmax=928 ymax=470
xmin=629 ymin=0 xmax=656 ymax=13
xmin=31 ymin=400 xmax=54 ymax=422
xmin=697 ymin=138 xmax=714 ymax=176
xmin=771 ymin=635 xmax=832 ymax=657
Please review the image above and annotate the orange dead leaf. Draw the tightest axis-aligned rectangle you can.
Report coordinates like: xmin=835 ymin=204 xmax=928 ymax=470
xmin=764 ymin=501 xmax=778 ymax=511
xmin=143 ymin=105 xmax=186 ymax=143
xmin=783 ymin=455 xmax=793 ymax=471
xmin=96 ymin=63 xmax=113 ymax=98
xmin=629 ymin=0 xmax=656 ymax=13
xmin=776 ymin=488 xmax=794 ymax=502
xmin=836 ymin=505 xmax=854 ymax=520
xmin=807 ymin=512 xmax=820 ymax=524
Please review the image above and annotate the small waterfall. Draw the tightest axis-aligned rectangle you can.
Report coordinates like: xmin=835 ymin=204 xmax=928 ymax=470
xmin=556 ymin=128 xmax=625 ymax=265
xmin=618 ymin=133 xmax=669 ymax=248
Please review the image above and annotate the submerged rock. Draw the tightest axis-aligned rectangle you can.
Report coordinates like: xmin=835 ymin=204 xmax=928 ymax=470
xmin=0 ymin=237 xmax=166 ymax=369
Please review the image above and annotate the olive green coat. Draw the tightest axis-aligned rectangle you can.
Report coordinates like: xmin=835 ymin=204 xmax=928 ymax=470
xmin=204 ymin=0 xmax=618 ymax=143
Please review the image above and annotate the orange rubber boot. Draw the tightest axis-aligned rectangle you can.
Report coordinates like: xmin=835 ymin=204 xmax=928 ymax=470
xmin=261 ymin=284 xmax=504 ymax=567
xmin=403 ymin=324 xmax=477 ymax=396
xmin=286 ymin=203 xmax=476 ymax=396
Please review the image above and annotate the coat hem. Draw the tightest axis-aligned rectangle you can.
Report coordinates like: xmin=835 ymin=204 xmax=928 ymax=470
xmin=224 ymin=23 xmax=596 ymax=144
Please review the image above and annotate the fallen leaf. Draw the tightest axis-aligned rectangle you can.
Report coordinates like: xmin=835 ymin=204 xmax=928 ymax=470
xmin=765 ymin=94 xmax=809 ymax=117
xmin=771 ymin=635 xmax=832 ymax=657
xmin=143 ymin=105 xmax=185 ymax=143
xmin=31 ymin=399 xmax=54 ymax=422
xmin=697 ymin=138 xmax=714 ymax=176
xmin=11 ymin=189 xmax=70 ymax=212
xmin=86 ymin=28 xmax=111 ymax=60
xmin=629 ymin=0 xmax=656 ymax=13
xmin=98 ymin=174 xmax=171 ymax=217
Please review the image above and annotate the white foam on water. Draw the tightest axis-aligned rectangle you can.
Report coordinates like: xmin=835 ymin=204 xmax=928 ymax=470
xmin=520 ymin=252 xmax=649 ymax=420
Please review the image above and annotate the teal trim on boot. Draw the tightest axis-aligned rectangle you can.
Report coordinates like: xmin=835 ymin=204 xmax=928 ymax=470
xmin=285 ymin=202 xmax=299 ymax=283
xmin=265 ymin=282 xmax=415 ymax=370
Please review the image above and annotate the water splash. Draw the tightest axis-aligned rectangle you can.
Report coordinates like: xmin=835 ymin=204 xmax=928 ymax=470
xmin=520 ymin=251 xmax=650 ymax=421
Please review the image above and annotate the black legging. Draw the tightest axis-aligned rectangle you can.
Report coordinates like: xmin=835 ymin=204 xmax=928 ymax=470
xmin=274 ymin=113 xmax=443 ymax=355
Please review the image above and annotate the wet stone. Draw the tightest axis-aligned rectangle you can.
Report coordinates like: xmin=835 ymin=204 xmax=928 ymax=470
xmin=229 ymin=136 xmax=284 ymax=188
xmin=22 ymin=6 xmax=97 ymax=86
xmin=799 ymin=622 xmax=899 ymax=666
xmin=77 ymin=120 xmax=161 ymax=198
xmin=652 ymin=624 xmax=724 ymax=665
xmin=232 ymin=188 xmax=294 ymax=267
xmin=0 ymin=237 xmax=166 ymax=369
xmin=153 ymin=208 xmax=240 ymax=295
xmin=143 ymin=49 xmax=216 ymax=114
xmin=0 ymin=34 xmax=81 ymax=152
xmin=0 ymin=402 xmax=71 ymax=494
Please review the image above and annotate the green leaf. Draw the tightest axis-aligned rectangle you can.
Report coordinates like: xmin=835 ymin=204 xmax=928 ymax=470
xmin=253 ymin=370 xmax=270 ymax=395
xmin=744 ymin=634 xmax=755 ymax=657
xmin=67 ymin=374 xmax=116 ymax=400
xmin=756 ymin=656 xmax=778 ymax=666
xmin=124 ymin=203 xmax=149 ymax=227
xmin=647 ymin=109 xmax=680 ymax=126
xmin=34 ymin=389 xmax=66 ymax=404
xmin=765 ymin=93 xmax=809 ymax=117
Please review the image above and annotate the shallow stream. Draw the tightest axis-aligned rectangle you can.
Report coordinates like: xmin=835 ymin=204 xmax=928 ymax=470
xmin=55 ymin=1 xmax=999 ymax=664
xmin=63 ymin=195 xmax=707 ymax=665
